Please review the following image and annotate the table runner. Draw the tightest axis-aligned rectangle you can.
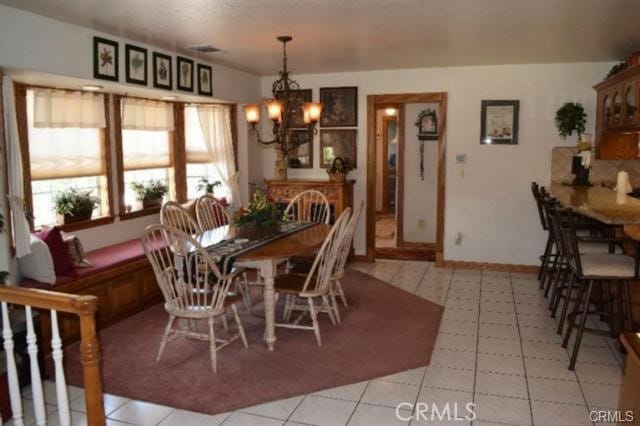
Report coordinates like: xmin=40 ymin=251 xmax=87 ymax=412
xmin=201 ymin=221 xmax=317 ymax=273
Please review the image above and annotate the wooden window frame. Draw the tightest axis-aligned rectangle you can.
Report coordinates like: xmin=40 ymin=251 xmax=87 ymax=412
xmin=114 ymin=95 xmax=180 ymax=220
xmin=13 ymin=82 xmax=115 ymax=232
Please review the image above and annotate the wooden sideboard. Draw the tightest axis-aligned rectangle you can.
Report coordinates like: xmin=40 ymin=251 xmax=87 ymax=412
xmin=265 ymin=179 xmax=355 ymax=224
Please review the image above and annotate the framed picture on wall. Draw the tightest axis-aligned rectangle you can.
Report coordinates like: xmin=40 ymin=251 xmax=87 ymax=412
xmin=320 ymin=86 xmax=358 ymax=127
xmin=320 ymin=129 xmax=357 ymax=168
xmin=276 ymin=89 xmax=312 ymax=128
xmin=197 ymin=64 xmax=213 ymax=96
xmin=480 ymin=100 xmax=519 ymax=145
xmin=176 ymin=56 xmax=194 ymax=92
xmin=288 ymin=130 xmax=313 ymax=168
xmin=93 ymin=36 xmax=119 ymax=81
xmin=125 ymin=44 xmax=147 ymax=86
xmin=152 ymin=52 xmax=172 ymax=90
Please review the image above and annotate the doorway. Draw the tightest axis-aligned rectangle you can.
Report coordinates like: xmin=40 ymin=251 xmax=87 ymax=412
xmin=366 ymin=93 xmax=447 ymax=263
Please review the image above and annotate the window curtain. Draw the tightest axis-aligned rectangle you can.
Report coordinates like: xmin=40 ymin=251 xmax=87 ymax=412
xmin=195 ymin=105 xmax=241 ymax=207
xmin=122 ymin=98 xmax=174 ymax=131
xmin=2 ymin=77 xmax=31 ymax=259
xmin=33 ymin=89 xmax=105 ymax=128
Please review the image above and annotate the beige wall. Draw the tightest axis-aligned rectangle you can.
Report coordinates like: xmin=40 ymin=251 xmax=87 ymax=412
xmin=259 ymin=61 xmax=613 ymax=264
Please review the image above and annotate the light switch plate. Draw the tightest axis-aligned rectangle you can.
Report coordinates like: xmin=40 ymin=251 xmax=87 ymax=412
xmin=456 ymin=154 xmax=467 ymax=164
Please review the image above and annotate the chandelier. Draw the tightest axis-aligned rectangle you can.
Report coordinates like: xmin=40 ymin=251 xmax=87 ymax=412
xmin=243 ymin=36 xmax=323 ymax=159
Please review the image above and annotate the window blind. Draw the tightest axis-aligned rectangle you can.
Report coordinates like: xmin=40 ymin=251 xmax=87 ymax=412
xmin=33 ymin=88 xmax=106 ymax=128
xmin=27 ymin=90 xmax=106 ymax=180
xmin=122 ymin=129 xmax=171 ymax=171
xmin=121 ymin=98 xmax=175 ymax=131
xmin=184 ymin=106 xmax=211 ymax=163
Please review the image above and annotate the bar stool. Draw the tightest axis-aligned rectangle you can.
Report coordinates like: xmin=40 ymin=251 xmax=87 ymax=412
xmin=531 ymin=183 xmax=555 ymax=288
xmin=556 ymin=208 xmax=638 ymax=370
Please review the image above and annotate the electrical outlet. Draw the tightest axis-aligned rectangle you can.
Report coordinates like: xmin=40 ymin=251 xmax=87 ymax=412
xmin=454 ymin=232 xmax=462 ymax=245
xmin=418 ymin=219 xmax=426 ymax=229
xmin=457 ymin=169 xmax=464 ymax=179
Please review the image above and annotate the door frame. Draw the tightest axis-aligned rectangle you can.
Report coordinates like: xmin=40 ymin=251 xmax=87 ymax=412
xmin=366 ymin=92 xmax=448 ymax=264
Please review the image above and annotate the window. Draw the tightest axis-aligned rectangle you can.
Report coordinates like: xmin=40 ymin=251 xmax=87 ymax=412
xmin=117 ymin=97 xmax=175 ymax=216
xmin=25 ymin=89 xmax=111 ymax=228
xmin=184 ymin=106 xmax=232 ymax=201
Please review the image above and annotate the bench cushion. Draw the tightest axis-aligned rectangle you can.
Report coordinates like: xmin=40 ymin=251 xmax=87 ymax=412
xmin=22 ymin=238 xmax=146 ymax=289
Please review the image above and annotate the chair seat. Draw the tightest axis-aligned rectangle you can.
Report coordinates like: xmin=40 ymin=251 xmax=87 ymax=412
xmin=581 ymin=253 xmax=636 ymax=278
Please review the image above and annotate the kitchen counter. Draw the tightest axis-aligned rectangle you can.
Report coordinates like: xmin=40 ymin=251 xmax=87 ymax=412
xmin=619 ymin=333 xmax=640 ymax=424
xmin=548 ymin=183 xmax=640 ymax=225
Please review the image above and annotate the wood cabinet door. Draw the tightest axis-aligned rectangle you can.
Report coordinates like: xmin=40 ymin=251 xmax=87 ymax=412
xmin=599 ymin=132 xmax=639 ymax=160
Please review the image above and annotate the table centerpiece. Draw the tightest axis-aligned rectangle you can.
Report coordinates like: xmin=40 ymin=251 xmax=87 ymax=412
xmin=234 ymin=189 xmax=284 ymax=240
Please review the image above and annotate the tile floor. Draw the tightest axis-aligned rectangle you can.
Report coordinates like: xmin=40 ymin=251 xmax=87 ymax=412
xmin=14 ymin=259 xmax=625 ymax=425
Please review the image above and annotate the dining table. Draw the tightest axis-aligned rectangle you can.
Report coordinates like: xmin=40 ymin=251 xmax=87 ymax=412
xmin=195 ymin=222 xmax=331 ymax=351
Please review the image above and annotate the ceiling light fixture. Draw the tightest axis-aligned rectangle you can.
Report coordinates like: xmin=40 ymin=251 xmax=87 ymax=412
xmin=244 ymin=36 xmax=323 ymax=180
xmin=385 ymin=107 xmax=398 ymax=116
xmin=82 ymin=84 xmax=103 ymax=91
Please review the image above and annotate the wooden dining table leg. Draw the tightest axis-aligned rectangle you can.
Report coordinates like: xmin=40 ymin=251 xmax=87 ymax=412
xmin=260 ymin=259 xmax=279 ymax=351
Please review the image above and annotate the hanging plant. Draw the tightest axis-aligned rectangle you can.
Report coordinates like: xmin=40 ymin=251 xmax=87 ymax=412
xmin=555 ymin=102 xmax=586 ymax=139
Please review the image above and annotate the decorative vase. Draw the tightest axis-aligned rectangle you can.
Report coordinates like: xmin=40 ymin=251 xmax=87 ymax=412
xmin=275 ymin=151 xmax=288 ymax=180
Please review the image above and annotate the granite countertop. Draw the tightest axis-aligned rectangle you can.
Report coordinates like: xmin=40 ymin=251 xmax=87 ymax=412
xmin=549 ymin=183 xmax=640 ymax=225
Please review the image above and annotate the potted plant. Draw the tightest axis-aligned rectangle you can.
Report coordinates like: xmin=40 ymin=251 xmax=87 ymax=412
xmin=234 ymin=189 xmax=283 ymax=240
xmin=53 ymin=188 xmax=98 ymax=225
xmin=555 ymin=102 xmax=587 ymax=141
xmin=130 ymin=180 xmax=169 ymax=209
xmin=326 ymin=157 xmax=354 ymax=182
xmin=196 ymin=178 xmax=222 ymax=194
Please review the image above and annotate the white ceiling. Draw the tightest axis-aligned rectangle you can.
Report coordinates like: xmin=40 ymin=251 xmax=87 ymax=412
xmin=1 ymin=0 xmax=639 ymax=76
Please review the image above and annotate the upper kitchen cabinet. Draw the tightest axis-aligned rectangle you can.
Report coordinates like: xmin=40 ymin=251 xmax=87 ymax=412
xmin=594 ymin=57 xmax=640 ymax=160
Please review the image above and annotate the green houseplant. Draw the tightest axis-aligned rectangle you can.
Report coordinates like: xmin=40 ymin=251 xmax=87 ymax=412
xmin=130 ymin=180 xmax=168 ymax=209
xmin=53 ymin=188 xmax=99 ymax=225
xmin=234 ymin=189 xmax=283 ymax=240
xmin=555 ymin=102 xmax=587 ymax=140
xmin=196 ymin=178 xmax=221 ymax=194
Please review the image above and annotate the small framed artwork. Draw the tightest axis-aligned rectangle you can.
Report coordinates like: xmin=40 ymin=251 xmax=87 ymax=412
xmin=176 ymin=56 xmax=194 ymax=92
xmin=288 ymin=130 xmax=313 ymax=168
xmin=276 ymin=89 xmax=312 ymax=128
xmin=480 ymin=100 xmax=520 ymax=145
xmin=320 ymin=129 xmax=357 ymax=168
xmin=152 ymin=52 xmax=172 ymax=90
xmin=320 ymin=86 xmax=358 ymax=127
xmin=197 ymin=64 xmax=213 ymax=96
xmin=93 ymin=36 xmax=119 ymax=81
xmin=125 ymin=44 xmax=147 ymax=86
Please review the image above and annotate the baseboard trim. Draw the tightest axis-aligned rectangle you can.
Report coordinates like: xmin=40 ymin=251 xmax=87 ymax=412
xmin=353 ymin=254 xmax=374 ymax=262
xmin=442 ymin=260 xmax=539 ymax=273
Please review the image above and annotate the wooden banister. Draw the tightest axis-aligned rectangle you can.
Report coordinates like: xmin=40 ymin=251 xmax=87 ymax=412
xmin=0 ymin=285 xmax=106 ymax=425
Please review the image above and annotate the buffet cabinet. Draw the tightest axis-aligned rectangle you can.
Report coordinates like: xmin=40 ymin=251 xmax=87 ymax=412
xmin=594 ymin=62 xmax=640 ymax=160
xmin=265 ymin=179 xmax=355 ymax=224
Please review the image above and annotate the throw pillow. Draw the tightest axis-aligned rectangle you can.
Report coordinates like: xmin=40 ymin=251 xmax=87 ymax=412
xmin=61 ymin=233 xmax=93 ymax=268
xmin=35 ymin=227 xmax=76 ymax=276
xmin=18 ymin=234 xmax=56 ymax=284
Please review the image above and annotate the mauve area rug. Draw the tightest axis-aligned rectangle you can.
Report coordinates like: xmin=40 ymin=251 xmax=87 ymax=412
xmin=62 ymin=270 xmax=443 ymax=415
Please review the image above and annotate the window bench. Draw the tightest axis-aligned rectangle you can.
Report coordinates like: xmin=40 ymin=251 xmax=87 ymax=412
xmin=22 ymin=238 xmax=162 ymax=348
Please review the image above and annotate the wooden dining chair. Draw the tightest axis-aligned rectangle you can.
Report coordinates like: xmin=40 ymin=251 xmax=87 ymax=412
xmin=196 ymin=194 xmax=231 ymax=231
xmin=142 ymin=224 xmax=248 ymax=373
xmin=286 ymin=202 xmax=364 ymax=323
xmin=284 ymin=189 xmax=331 ymax=224
xmin=160 ymin=201 xmax=202 ymax=235
xmin=274 ymin=208 xmax=351 ymax=346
